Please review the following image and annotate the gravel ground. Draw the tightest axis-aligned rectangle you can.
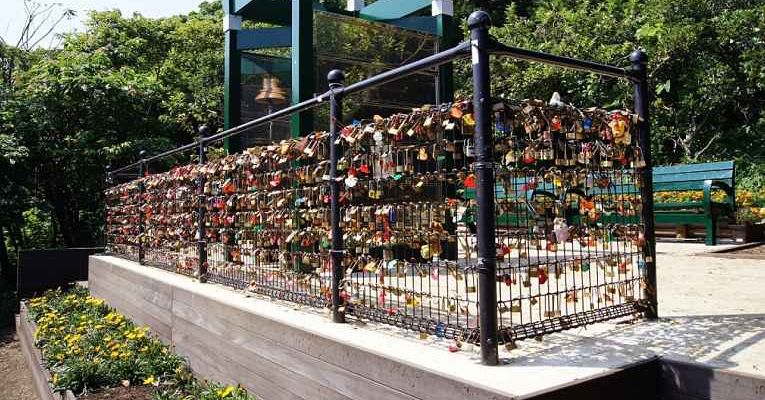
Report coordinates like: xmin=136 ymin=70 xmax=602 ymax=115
xmin=0 ymin=327 xmax=37 ymax=400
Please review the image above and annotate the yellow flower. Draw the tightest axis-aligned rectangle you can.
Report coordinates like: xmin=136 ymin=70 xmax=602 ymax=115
xmin=217 ymin=386 xmax=236 ymax=398
xmin=143 ymin=375 xmax=158 ymax=386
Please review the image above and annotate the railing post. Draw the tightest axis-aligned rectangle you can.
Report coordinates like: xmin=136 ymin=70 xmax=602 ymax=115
xmin=197 ymin=126 xmax=209 ymax=283
xmin=138 ymin=150 xmax=147 ymax=265
xmin=105 ymin=165 xmax=112 ymax=249
xmin=631 ymin=49 xmax=658 ymax=319
xmin=469 ymin=11 xmax=499 ymax=366
xmin=105 ymin=165 xmax=113 ymax=186
xmin=328 ymin=69 xmax=346 ymax=323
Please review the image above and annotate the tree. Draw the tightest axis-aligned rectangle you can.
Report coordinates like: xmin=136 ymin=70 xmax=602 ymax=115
xmin=455 ymin=0 xmax=765 ymax=178
xmin=2 ymin=3 xmax=225 ymax=247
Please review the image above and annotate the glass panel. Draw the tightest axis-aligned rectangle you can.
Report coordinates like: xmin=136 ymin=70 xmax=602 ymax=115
xmin=313 ymin=11 xmax=439 ymax=129
xmin=240 ymin=52 xmax=293 ymax=146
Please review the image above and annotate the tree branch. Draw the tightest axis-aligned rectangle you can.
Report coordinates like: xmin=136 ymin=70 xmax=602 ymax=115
xmin=693 ymin=133 xmax=722 ymax=161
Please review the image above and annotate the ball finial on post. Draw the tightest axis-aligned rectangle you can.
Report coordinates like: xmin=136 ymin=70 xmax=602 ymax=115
xmin=138 ymin=150 xmax=148 ymax=160
xmin=327 ymin=69 xmax=345 ymax=88
xmin=467 ymin=10 xmax=492 ymax=30
xmin=629 ymin=48 xmax=648 ymax=65
xmin=198 ymin=124 xmax=211 ymax=138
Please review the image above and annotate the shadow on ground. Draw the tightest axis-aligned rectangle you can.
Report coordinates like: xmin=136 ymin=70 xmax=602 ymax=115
xmin=498 ymin=314 xmax=765 ymax=372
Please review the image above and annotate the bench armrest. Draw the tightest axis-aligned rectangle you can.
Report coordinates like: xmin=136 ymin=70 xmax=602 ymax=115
xmin=703 ymin=179 xmax=736 ymax=215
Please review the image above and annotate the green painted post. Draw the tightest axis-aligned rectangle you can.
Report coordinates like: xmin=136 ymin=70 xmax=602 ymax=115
xmin=224 ymin=10 xmax=242 ymax=153
xmin=291 ymin=0 xmax=315 ymax=138
xmin=433 ymin=0 xmax=454 ymax=103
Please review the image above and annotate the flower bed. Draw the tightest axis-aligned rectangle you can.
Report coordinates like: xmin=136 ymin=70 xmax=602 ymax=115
xmin=654 ymin=188 xmax=765 ymax=223
xmin=26 ymin=287 xmax=257 ymax=399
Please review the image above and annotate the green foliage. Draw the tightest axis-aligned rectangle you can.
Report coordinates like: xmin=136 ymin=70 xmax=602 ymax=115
xmin=21 ymin=207 xmax=54 ymax=250
xmin=455 ymin=0 xmax=765 ymax=180
xmin=27 ymin=287 xmax=258 ymax=399
xmin=0 ymin=4 xmax=224 ymax=248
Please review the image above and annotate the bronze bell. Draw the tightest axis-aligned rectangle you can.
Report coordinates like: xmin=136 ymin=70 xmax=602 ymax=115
xmin=255 ymin=75 xmax=288 ymax=104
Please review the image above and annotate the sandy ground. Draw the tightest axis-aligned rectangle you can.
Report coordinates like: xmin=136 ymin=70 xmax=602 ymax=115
xmin=0 ymin=327 xmax=37 ymax=400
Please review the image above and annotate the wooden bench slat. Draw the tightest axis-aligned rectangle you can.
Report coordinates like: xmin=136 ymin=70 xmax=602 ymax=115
xmin=652 ymin=161 xmax=734 ymax=175
xmin=653 ymin=171 xmax=733 ymax=184
xmin=654 ymin=181 xmax=734 ymax=192
xmin=655 ymin=213 xmax=708 ymax=224
xmin=655 ymin=202 xmax=705 ymax=209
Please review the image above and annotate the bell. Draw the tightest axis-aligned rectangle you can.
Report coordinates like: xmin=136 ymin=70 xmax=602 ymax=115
xmin=255 ymin=75 xmax=288 ymax=105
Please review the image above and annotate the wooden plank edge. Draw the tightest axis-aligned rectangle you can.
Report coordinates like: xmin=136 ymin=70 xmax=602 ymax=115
xmin=16 ymin=304 xmax=66 ymax=400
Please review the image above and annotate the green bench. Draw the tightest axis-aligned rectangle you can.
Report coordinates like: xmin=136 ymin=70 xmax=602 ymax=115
xmin=653 ymin=161 xmax=736 ymax=245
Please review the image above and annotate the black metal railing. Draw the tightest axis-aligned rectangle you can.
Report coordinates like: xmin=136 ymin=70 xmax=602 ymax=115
xmin=104 ymin=11 xmax=657 ymax=366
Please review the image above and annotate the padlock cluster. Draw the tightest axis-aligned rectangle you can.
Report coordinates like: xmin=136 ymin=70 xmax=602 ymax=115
xmin=493 ymin=99 xmax=646 ymax=169
xmin=105 ymin=98 xmax=650 ymax=343
xmin=105 ymin=180 xmax=142 ymax=260
xmin=331 ymin=100 xmax=649 ymax=335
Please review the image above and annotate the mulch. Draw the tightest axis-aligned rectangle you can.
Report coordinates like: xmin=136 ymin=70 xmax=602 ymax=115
xmin=79 ymin=386 xmax=156 ymax=400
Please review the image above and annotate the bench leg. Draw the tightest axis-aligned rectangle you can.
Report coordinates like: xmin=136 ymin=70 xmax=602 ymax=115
xmin=675 ymin=224 xmax=689 ymax=239
xmin=705 ymin=216 xmax=717 ymax=246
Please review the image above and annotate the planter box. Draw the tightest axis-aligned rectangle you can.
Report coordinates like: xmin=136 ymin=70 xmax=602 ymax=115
xmin=16 ymin=304 xmax=76 ymax=400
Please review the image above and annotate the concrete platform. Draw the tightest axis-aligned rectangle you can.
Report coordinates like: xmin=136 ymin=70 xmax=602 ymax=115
xmin=87 ymin=242 xmax=765 ymax=400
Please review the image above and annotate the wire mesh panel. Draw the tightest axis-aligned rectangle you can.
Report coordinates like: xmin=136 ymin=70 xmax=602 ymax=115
xmin=201 ymin=134 xmax=332 ymax=308
xmin=142 ymin=165 xmax=199 ymax=277
xmin=104 ymin=100 xmax=649 ymax=346
xmin=105 ymin=180 xmax=141 ymax=261
xmin=335 ymin=104 xmax=481 ymax=342
xmin=490 ymin=100 xmax=648 ymax=343
xmin=332 ymin=100 xmax=649 ymax=344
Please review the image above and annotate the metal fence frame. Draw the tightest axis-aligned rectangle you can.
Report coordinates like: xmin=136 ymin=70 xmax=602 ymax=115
xmin=106 ymin=11 xmax=656 ymax=366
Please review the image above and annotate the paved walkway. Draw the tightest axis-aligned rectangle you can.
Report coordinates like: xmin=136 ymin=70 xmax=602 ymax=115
xmin=493 ymin=242 xmax=765 ymax=377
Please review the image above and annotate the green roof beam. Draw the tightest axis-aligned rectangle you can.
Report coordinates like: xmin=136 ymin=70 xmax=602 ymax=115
xmin=237 ymin=27 xmax=292 ymax=50
xmin=359 ymin=0 xmax=431 ymax=21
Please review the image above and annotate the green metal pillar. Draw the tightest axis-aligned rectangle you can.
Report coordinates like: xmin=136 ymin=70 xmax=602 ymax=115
xmin=224 ymin=10 xmax=242 ymax=153
xmin=433 ymin=0 xmax=454 ymax=103
xmin=291 ymin=0 xmax=315 ymax=138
